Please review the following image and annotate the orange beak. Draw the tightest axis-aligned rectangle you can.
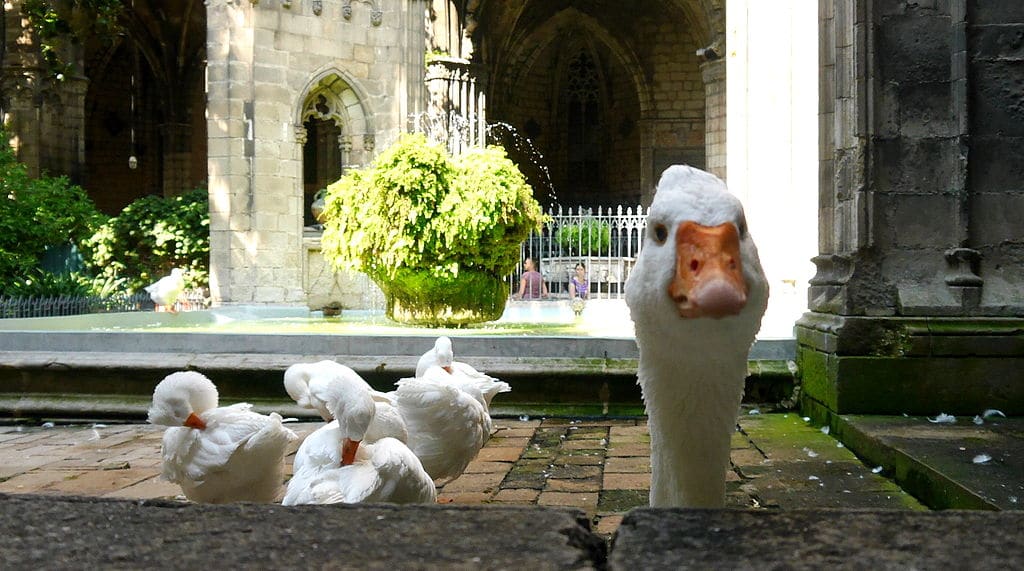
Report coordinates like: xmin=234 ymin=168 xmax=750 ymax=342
xmin=668 ymin=221 xmax=747 ymax=318
xmin=442 ymin=365 xmax=453 ymax=374
xmin=183 ymin=412 xmax=206 ymax=430
xmin=342 ymin=438 xmax=361 ymax=466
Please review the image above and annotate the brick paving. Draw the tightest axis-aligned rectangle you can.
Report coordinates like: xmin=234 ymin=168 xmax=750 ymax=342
xmin=0 ymin=412 xmax=923 ymax=537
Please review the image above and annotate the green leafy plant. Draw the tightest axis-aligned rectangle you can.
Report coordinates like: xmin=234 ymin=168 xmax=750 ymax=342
xmin=21 ymin=0 xmax=125 ymax=79
xmin=320 ymin=133 xmax=545 ymax=325
xmin=0 ymin=130 xmax=105 ymax=294
xmin=2 ymin=268 xmax=93 ymax=298
xmin=79 ymin=187 xmax=209 ymax=292
xmin=555 ymin=218 xmax=612 ymax=255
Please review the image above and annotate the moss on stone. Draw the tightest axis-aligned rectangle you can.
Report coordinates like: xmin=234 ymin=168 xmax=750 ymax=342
xmin=381 ymin=266 xmax=507 ymax=326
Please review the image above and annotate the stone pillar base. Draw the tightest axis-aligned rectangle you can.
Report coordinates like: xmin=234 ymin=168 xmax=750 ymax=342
xmin=796 ymin=312 xmax=1024 ymax=416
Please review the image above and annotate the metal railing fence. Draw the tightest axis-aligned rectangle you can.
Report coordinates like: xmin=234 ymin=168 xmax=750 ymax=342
xmin=0 ymin=290 xmax=209 ymax=319
xmin=510 ymin=205 xmax=649 ymax=300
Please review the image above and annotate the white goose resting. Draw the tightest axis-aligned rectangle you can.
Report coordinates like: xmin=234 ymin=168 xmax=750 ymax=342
xmin=389 ymin=364 xmax=492 ymax=483
xmin=415 ymin=336 xmax=511 ymax=410
xmin=624 ymin=165 xmax=768 ymax=508
xmin=284 ymin=360 xmax=407 ymax=443
xmin=283 ymin=365 xmax=432 ymax=505
xmin=147 ymin=371 xmax=298 ymax=503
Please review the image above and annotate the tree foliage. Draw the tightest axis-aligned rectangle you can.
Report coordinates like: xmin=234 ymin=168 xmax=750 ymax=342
xmin=79 ymin=187 xmax=210 ymax=292
xmin=555 ymin=218 xmax=612 ymax=255
xmin=21 ymin=0 xmax=125 ymax=78
xmin=321 ymin=133 xmax=545 ymax=284
xmin=0 ymin=130 xmax=105 ymax=293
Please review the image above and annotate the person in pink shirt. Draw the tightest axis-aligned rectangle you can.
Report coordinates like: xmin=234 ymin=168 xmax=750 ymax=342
xmin=516 ymin=257 xmax=548 ymax=300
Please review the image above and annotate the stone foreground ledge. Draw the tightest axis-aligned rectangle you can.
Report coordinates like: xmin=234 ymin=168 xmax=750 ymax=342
xmin=0 ymin=494 xmax=606 ymax=570
xmin=611 ymin=508 xmax=1024 ymax=569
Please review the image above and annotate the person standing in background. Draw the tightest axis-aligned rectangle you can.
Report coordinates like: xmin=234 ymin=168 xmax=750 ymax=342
xmin=516 ymin=257 xmax=548 ymax=300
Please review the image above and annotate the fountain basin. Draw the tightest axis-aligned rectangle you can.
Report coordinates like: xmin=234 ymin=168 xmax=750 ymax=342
xmin=0 ymin=302 xmax=795 ymax=420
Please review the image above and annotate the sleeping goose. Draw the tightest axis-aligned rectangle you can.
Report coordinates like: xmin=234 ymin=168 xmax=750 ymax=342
xmin=624 ymin=165 xmax=769 ymax=508
xmin=283 ymin=370 xmax=430 ymax=505
xmin=147 ymin=371 xmax=298 ymax=503
xmin=289 ymin=437 xmax=436 ymax=506
xmin=415 ymin=336 xmax=511 ymax=409
xmin=284 ymin=360 xmax=407 ymax=443
xmin=144 ymin=268 xmax=186 ymax=313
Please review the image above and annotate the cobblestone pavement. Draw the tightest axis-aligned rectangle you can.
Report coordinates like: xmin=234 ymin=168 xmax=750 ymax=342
xmin=0 ymin=413 xmax=922 ymax=537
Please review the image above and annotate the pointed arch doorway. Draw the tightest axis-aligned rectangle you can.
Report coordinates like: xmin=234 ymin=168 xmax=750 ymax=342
xmin=296 ymin=72 xmax=374 ymax=228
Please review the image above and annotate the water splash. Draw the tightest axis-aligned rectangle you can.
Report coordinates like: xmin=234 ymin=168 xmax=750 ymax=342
xmin=486 ymin=121 xmax=558 ymax=208
xmin=408 ymin=111 xmax=558 ymax=208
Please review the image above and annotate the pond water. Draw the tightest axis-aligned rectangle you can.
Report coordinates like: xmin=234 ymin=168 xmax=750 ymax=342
xmin=0 ymin=299 xmax=636 ymax=338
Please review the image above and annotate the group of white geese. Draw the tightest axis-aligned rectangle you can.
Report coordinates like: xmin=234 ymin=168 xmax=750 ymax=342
xmin=148 ymin=335 xmax=507 ymax=506
xmin=147 ymin=165 xmax=769 ymax=510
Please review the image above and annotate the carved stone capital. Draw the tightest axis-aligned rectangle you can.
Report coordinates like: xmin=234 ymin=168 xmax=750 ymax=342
xmin=944 ymin=248 xmax=983 ymax=287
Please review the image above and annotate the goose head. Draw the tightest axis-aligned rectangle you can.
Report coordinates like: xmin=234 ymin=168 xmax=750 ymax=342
xmin=626 ymin=165 xmax=767 ymax=333
xmin=147 ymin=371 xmax=219 ymax=430
xmin=308 ymin=374 xmax=376 ymax=466
xmin=284 ymin=361 xmax=336 ymax=421
xmin=432 ymin=336 xmax=455 ymax=373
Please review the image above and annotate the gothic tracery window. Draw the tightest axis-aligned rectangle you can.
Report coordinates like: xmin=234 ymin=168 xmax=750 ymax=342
xmin=565 ymin=51 xmax=602 ymax=195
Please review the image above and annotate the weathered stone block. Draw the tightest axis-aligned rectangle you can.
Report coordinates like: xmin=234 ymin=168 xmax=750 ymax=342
xmin=970 ymin=191 xmax=1024 ymax=244
xmin=968 ymin=0 xmax=1024 ymax=25
xmin=612 ymin=509 xmax=1024 ymax=569
xmin=897 ymin=81 xmax=956 ymax=138
xmin=969 ymin=23 xmax=1024 ymax=61
xmin=970 ymin=61 xmax=1024 ymax=137
xmin=797 ymin=315 xmax=1024 ymax=415
xmin=871 ymin=137 xmax=963 ymax=194
xmin=889 ymin=193 xmax=959 ymax=248
xmin=968 ymin=137 xmax=1024 ymax=191
xmin=877 ymin=13 xmax=951 ymax=82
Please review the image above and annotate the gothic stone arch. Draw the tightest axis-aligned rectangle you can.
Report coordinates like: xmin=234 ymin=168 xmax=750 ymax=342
xmin=295 ymin=70 xmax=375 ymax=227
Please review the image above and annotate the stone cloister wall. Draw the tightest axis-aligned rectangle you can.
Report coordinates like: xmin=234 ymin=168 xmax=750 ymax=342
xmin=471 ymin=0 xmax=721 ymax=207
xmin=1 ymin=1 xmax=87 ymax=182
xmin=798 ymin=0 xmax=1024 ymax=417
xmin=205 ymin=0 xmax=427 ymax=307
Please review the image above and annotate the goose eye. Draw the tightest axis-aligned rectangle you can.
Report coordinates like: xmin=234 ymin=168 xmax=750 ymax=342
xmin=653 ymin=224 xmax=668 ymax=244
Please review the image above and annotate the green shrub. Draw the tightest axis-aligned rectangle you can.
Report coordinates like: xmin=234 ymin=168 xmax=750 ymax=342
xmin=79 ymin=187 xmax=209 ymax=292
xmin=555 ymin=218 xmax=612 ymax=255
xmin=0 ymin=130 xmax=106 ymax=294
xmin=2 ymin=268 xmax=94 ymax=298
xmin=321 ymin=133 xmax=545 ymax=324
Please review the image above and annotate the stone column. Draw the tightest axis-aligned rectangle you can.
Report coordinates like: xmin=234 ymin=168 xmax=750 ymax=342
xmin=798 ymin=0 xmax=1024 ymax=417
xmin=206 ymin=0 xmax=255 ymax=305
xmin=700 ymin=57 xmax=726 ymax=180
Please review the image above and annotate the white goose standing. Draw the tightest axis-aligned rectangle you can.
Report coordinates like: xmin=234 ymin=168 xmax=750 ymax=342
xmin=625 ymin=165 xmax=768 ymax=508
xmin=144 ymin=268 xmax=186 ymax=313
xmin=147 ymin=371 xmax=298 ymax=503
xmin=390 ymin=364 xmax=493 ymax=483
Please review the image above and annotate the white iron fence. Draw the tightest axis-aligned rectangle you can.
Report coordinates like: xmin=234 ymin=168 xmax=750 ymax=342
xmin=510 ymin=205 xmax=649 ymax=300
